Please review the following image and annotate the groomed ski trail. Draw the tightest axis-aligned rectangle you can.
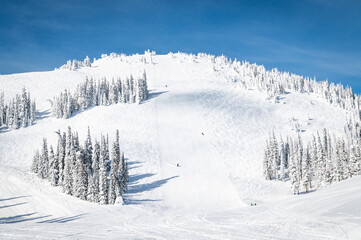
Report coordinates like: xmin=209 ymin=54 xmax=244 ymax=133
xmin=153 ymin=83 xmax=245 ymax=212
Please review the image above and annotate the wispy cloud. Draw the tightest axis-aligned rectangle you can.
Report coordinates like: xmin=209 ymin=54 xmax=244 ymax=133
xmin=236 ymin=35 xmax=361 ymax=80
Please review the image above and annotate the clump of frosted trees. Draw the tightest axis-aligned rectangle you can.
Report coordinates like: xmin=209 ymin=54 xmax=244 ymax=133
xmin=264 ymin=128 xmax=361 ymax=195
xmin=100 ymin=50 xmax=156 ymax=64
xmin=31 ymin=127 xmax=128 ymax=205
xmin=169 ymin=52 xmax=361 ymax=115
xmin=223 ymin=55 xmax=359 ymax=110
xmin=0 ymin=87 xmax=36 ymax=130
xmin=58 ymin=56 xmax=92 ymax=70
xmin=52 ymin=72 xmax=148 ymax=119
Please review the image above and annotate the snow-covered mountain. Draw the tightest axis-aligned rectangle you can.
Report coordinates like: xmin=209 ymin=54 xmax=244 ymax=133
xmin=0 ymin=51 xmax=360 ymax=239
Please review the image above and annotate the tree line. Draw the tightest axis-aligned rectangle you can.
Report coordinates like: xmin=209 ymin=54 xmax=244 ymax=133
xmin=52 ymin=72 xmax=148 ymax=119
xmin=264 ymin=127 xmax=361 ymax=194
xmin=57 ymin=52 xmax=361 ymax=123
xmin=31 ymin=127 xmax=128 ymax=205
xmin=0 ymin=87 xmax=36 ymax=131
xmin=230 ymin=58 xmax=360 ymax=117
xmin=169 ymin=52 xmax=361 ymax=122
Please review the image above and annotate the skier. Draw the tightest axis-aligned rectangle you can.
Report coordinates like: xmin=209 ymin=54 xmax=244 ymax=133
xmin=176 ymin=163 xmax=180 ymax=167
xmin=201 ymin=132 xmax=204 ymax=136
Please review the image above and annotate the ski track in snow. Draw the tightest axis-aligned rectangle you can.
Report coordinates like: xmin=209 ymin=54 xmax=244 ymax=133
xmin=0 ymin=54 xmax=360 ymax=239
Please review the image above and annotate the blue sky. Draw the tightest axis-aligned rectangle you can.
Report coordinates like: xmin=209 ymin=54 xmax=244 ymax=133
xmin=1 ymin=0 xmax=361 ymax=92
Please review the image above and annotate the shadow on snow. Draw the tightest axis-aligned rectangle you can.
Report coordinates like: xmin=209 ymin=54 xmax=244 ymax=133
xmin=140 ymin=90 xmax=168 ymax=104
xmin=126 ymin=175 xmax=178 ymax=196
xmin=0 ymin=195 xmax=85 ymax=224
xmin=36 ymin=109 xmax=51 ymax=120
xmin=0 ymin=195 xmax=30 ymax=202
xmin=123 ymin=162 xmax=178 ymax=205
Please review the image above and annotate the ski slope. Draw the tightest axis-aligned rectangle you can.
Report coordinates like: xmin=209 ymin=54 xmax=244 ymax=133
xmin=0 ymin=52 xmax=360 ymax=239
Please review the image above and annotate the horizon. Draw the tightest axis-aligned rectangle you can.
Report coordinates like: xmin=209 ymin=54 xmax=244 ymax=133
xmin=1 ymin=0 xmax=361 ymax=92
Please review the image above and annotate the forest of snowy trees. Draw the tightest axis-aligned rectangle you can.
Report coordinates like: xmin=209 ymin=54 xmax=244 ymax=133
xmin=56 ymin=52 xmax=361 ymax=121
xmin=57 ymin=52 xmax=361 ymax=122
xmin=169 ymin=52 xmax=360 ymax=120
xmin=263 ymin=127 xmax=361 ymax=194
xmin=0 ymin=87 xmax=36 ymax=130
xmin=52 ymin=72 xmax=148 ymax=119
xmin=31 ymin=127 xmax=128 ymax=205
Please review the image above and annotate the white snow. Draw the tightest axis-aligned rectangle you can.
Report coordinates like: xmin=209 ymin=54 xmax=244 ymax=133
xmin=0 ymin=52 xmax=360 ymax=239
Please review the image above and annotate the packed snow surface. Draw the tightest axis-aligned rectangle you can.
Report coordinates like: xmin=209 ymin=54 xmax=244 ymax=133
xmin=0 ymin=53 xmax=360 ymax=239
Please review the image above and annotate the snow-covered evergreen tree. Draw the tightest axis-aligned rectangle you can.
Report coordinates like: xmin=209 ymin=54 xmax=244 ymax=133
xmin=98 ymin=136 xmax=108 ymax=205
xmin=333 ymin=139 xmax=344 ymax=182
xmin=84 ymin=126 xmax=93 ymax=176
xmin=63 ymin=127 xmax=74 ymax=195
xmin=301 ymin=146 xmax=311 ymax=193
xmin=120 ymin=151 xmax=128 ymax=193
xmin=57 ymin=132 xmax=66 ymax=186
xmin=31 ymin=150 xmax=40 ymax=174
xmin=270 ymin=133 xmax=279 ymax=180
xmin=263 ymin=141 xmax=272 ymax=180
xmin=38 ymin=138 xmax=49 ymax=179
xmin=87 ymin=139 xmax=100 ymax=202
xmin=279 ymin=138 xmax=287 ymax=180
xmin=317 ymin=134 xmax=326 ymax=186
xmin=289 ymin=150 xmax=300 ymax=195
xmin=350 ymin=142 xmax=361 ymax=176
xmin=74 ymin=149 xmax=88 ymax=200
xmin=111 ymin=130 xmax=126 ymax=203
xmin=87 ymin=174 xmax=98 ymax=203
xmin=48 ymin=145 xmax=59 ymax=186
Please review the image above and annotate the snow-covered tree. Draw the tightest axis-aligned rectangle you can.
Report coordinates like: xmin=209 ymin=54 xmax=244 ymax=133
xmin=48 ymin=145 xmax=59 ymax=186
xmin=57 ymin=132 xmax=66 ymax=186
xmin=350 ymin=142 xmax=361 ymax=176
xmin=263 ymin=141 xmax=272 ymax=180
xmin=120 ymin=151 xmax=128 ymax=193
xmin=31 ymin=150 xmax=40 ymax=174
xmin=279 ymin=138 xmax=287 ymax=180
xmin=73 ymin=149 xmax=88 ymax=200
xmin=270 ymin=133 xmax=279 ymax=180
xmin=87 ymin=174 xmax=98 ymax=203
xmin=301 ymin=146 xmax=311 ymax=193
xmin=84 ymin=126 xmax=93 ymax=179
xmin=38 ymin=138 xmax=49 ymax=179
xmin=63 ymin=127 xmax=74 ymax=195
xmin=98 ymin=136 xmax=108 ymax=205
